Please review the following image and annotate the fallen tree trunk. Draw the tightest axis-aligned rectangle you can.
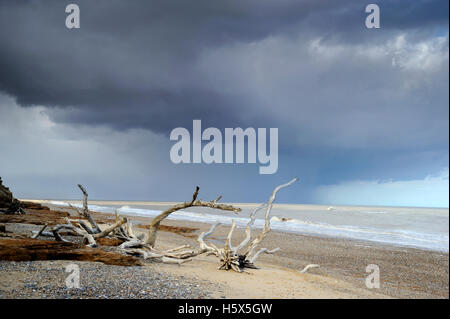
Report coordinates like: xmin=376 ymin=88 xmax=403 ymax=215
xmin=0 ymin=238 xmax=142 ymax=266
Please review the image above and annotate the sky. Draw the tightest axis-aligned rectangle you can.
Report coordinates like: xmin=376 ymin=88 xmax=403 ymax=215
xmin=0 ymin=0 xmax=448 ymax=208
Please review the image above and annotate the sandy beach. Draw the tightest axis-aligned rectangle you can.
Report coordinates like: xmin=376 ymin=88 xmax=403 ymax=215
xmin=130 ymin=217 xmax=449 ymax=299
xmin=1 ymin=202 xmax=447 ymax=299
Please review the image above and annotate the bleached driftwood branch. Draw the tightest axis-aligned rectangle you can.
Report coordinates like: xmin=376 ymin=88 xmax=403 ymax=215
xmin=205 ymin=178 xmax=298 ymax=272
xmin=144 ymin=186 xmax=240 ymax=247
xmin=139 ymin=178 xmax=299 ymax=272
xmin=46 ymin=186 xmax=130 ymax=248
xmin=77 ymin=184 xmax=101 ymax=234
xmin=31 ymin=224 xmax=47 ymax=239
xmin=116 ymin=187 xmax=242 ymax=264
xmin=35 ymin=179 xmax=311 ymax=271
xmin=117 ymin=178 xmax=299 ymax=271
xmin=299 ymin=264 xmax=320 ymax=274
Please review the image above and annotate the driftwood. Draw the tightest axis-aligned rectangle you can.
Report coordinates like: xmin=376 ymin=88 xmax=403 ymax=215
xmin=143 ymin=186 xmax=240 ymax=247
xmin=31 ymin=224 xmax=47 ymax=239
xmin=112 ymin=188 xmax=242 ymax=265
xmin=115 ymin=178 xmax=299 ymax=272
xmin=0 ymin=238 xmax=142 ymax=266
xmin=26 ymin=179 xmax=303 ymax=272
xmin=65 ymin=185 xmax=101 ymax=234
xmin=198 ymin=178 xmax=299 ymax=272
xmin=299 ymin=264 xmax=320 ymax=274
xmin=37 ymin=185 xmax=130 ymax=248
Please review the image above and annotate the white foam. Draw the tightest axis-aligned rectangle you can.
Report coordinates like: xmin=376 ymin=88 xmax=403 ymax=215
xmin=48 ymin=201 xmax=449 ymax=253
xmin=361 ymin=211 xmax=389 ymax=214
xmin=49 ymin=201 xmax=70 ymax=207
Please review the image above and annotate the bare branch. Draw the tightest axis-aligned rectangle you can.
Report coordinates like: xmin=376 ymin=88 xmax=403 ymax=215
xmin=191 ymin=201 xmax=240 ymax=213
xmin=144 ymin=187 xmax=240 ymax=247
xmin=31 ymin=224 xmax=47 ymax=239
xmin=77 ymin=184 xmax=101 ymax=233
xmin=165 ymin=245 xmax=191 ymax=253
xmin=119 ymin=240 xmax=143 ymax=249
xmin=235 ymin=203 xmax=267 ymax=253
xmin=67 ymin=203 xmax=83 ymax=217
xmin=249 ymin=247 xmax=280 ymax=264
xmin=299 ymin=264 xmax=320 ymax=274
xmin=125 ymin=220 xmax=138 ymax=240
xmin=243 ymin=177 xmax=298 ymax=257
xmin=225 ymin=220 xmax=236 ymax=253
xmin=197 ymin=222 xmax=221 ymax=252
xmin=93 ymin=217 xmax=127 ymax=239
xmin=70 ymin=218 xmax=94 ymax=234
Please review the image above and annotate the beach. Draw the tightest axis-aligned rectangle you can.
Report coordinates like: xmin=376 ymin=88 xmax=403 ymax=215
xmin=1 ymin=202 xmax=448 ymax=299
xmin=127 ymin=217 xmax=449 ymax=299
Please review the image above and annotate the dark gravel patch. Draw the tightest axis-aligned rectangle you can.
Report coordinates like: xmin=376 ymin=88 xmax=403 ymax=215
xmin=0 ymin=260 xmax=213 ymax=299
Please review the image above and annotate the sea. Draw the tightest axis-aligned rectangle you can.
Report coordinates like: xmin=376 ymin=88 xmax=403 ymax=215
xmin=47 ymin=200 xmax=449 ymax=253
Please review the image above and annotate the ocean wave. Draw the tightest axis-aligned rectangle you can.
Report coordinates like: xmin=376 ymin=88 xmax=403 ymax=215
xmin=360 ymin=211 xmax=389 ymax=214
xmin=49 ymin=201 xmax=70 ymax=207
xmin=47 ymin=201 xmax=449 ymax=252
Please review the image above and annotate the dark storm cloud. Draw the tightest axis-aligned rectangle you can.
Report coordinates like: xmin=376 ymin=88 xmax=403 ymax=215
xmin=0 ymin=0 xmax=447 ymax=134
xmin=0 ymin=0 xmax=448 ymax=206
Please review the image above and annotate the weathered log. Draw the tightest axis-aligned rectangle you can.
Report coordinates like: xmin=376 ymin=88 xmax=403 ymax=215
xmin=96 ymin=237 xmax=125 ymax=246
xmin=0 ymin=238 xmax=142 ymax=266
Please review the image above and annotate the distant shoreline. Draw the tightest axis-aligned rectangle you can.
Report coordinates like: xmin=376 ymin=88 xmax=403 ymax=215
xmin=20 ymin=198 xmax=450 ymax=211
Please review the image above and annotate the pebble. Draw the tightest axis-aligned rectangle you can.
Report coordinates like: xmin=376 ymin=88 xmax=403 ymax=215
xmin=0 ymin=260 xmax=212 ymax=299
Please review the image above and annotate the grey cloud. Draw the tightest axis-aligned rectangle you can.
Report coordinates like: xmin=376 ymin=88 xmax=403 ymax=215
xmin=0 ymin=0 xmax=448 ymax=205
xmin=0 ymin=0 xmax=447 ymax=135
